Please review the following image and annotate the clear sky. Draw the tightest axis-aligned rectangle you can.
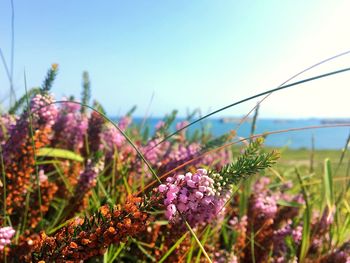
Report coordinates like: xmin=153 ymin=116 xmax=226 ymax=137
xmin=0 ymin=1 xmax=350 ymax=118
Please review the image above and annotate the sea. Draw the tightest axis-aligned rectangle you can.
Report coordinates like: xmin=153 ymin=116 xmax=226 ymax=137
xmin=129 ymin=117 xmax=350 ymax=150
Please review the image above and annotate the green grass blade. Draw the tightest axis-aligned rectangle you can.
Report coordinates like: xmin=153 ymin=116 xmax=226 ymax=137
xmin=324 ymin=159 xmax=335 ymax=209
xmin=250 ymin=231 xmax=256 ymax=263
xmin=37 ymin=147 xmax=84 ymax=162
xmin=158 ymin=232 xmax=188 ymax=263
xmin=276 ymin=199 xmax=304 ymax=208
xmin=108 ymin=243 xmax=126 ymax=262
xmin=296 ymin=168 xmax=311 ymax=262
xmin=131 ymin=237 xmax=156 ymax=262
xmin=184 ymin=219 xmax=213 ymax=263
xmin=186 ymin=236 xmax=196 ymax=263
xmin=195 ymin=226 xmax=211 ymax=263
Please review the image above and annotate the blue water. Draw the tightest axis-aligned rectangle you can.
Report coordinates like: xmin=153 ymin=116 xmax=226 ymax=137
xmin=130 ymin=117 xmax=350 ymax=150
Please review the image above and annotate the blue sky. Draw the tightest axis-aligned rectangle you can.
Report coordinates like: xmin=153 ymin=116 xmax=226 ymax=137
xmin=1 ymin=1 xmax=350 ymax=118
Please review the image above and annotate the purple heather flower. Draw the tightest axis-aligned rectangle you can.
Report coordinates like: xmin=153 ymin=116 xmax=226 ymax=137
xmin=158 ymin=168 xmax=231 ymax=227
xmin=175 ymin=120 xmax=189 ymax=131
xmin=76 ymin=159 xmax=104 ymax=195
xmin=292 ymin=225 xmax=303 ymax=244
xmin=175 ymin=120 xmax=190 ymax=140
xmin=0 ymin=226 xmax=15 ymax=251
xmin=3 ymin=94 xmax=57 ymax=163
xmin=53 ymin=98 xmax=88 ymax=151
xmin=252 ymin=194 xmax=278 ymax=219
xmin=118 ymin=116 xmax=132 ymax=131
xmin=272 ymin=222 xmax=292 ymax=258
xmin=253 ymin=177 xmax=271 ymax=192
xmin=333 ymin=251 xmax=350 ymax=263
xmin=99 ymin=123 xmax=125 ymax=156
xmin=155 ymin=120 xmax=165 ymax=130
xmin=162 ymin=142 xmax=201 ymax=171
xmin=30 ymin=94 xmax=58 ymax=128
xmin=250 ymin=177 xmax=278 ymax=220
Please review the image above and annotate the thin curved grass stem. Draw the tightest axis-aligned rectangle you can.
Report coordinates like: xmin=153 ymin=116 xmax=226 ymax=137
xmin=234 ymin=50 xmax=350 ymax=133
xmin=148 ymin=64 xmax=350 ymax=152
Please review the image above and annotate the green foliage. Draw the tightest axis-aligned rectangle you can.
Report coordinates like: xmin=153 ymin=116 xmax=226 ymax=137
xmin=218 ymin=138 xmax=280 ymax=185
xmin=41 ymin=64 xmax=58 ymax=93
xmin=126 ymin=105 xmax=137 ymax=117
xmin=8 ymin=87 xmax=41 ymax=114
xmin=158 ymin=233 xmax=188 ymax=263
xmin=183 ymin=219 xmax=212 ymax=263
xmin=202 ymin=131 xmax=235 ymax=151
xmin=158 ymin=110 xmax=178 ymax=135
xmin=81 ymin=71 xmax=91 ymax=114
xmin=323 ymin=159 xmax=335 ymax=211
xmin=296 ymin=168 xmax=311 ymax=262
xmin=93 ymin=100 xmax=107 ymax=115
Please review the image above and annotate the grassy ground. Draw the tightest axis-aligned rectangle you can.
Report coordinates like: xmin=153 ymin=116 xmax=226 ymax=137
xmin=276 ymin=147 xmax=349 ymax=175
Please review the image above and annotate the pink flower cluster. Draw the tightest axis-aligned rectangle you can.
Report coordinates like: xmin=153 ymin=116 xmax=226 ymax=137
xmin=143 ymin=138 xmax=170 ymax=169
xmin=118 ymin=116 xmax=132 ymax=131
xmin=164 ymin=143 xmax=201 ymax=171
xmin=100 ymin=124 xmax=125 ymax=153
xmin=0 ymin=226 xmax=15 ymax=251
xmin=30 ymin=94 xmax=58 ymax=128
xmin=251 ymin=177 xmax=278 ymax=220
xmin=3 ymin=94 xmax=57 ymax=163
xmin=53 ymin=100 xmax=88 ymax=151
xmin=158 ymin=168 xmax=231 ymax=227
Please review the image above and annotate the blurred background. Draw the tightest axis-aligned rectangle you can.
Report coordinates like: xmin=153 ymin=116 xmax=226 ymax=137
xmin=1 ymin=0 xmax=350 ymax=148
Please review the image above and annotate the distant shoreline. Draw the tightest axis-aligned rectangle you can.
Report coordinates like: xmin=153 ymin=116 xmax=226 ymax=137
xmin=113 ymin=116 xmax=350 ymax=122
xmin=110 ymin=117 xmax=350 ymax=150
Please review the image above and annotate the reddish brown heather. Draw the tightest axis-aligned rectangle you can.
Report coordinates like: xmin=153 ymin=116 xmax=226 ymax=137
xmin=18 ymin=196 xmax=150 ymax=262
xmin=54 ymin=161 xmax=82 ymax=199
xmin=0 ymin=127 xmax=53 ymax=228
xmin=318 ymin=241 xmax=350 ymax=263
xmin=27 ymin=178 xmax=58 ymax=228
xmin=141 ymin=223 xmax=192 ymax=262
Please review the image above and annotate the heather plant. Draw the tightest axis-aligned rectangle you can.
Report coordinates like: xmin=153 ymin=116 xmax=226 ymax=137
xmin=0 ymin=64 xmax=349 ymax=263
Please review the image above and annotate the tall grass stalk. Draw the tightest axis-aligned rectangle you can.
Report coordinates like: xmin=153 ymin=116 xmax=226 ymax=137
xmin=158 ymin=232 xmax=188 ymax=263
xmin=183 ymin=218 xmax=213 ymax=263
xmin=296 ymin=168 xmax=311 ymax=262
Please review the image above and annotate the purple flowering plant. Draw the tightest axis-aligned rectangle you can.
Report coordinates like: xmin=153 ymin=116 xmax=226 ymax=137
xmin=0 ymin=65 xmax=349 ymax=263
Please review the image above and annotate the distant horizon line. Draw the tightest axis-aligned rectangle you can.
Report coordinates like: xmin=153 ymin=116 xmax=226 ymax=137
xmin=111 ymin=116 xmax=350 ymax=120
